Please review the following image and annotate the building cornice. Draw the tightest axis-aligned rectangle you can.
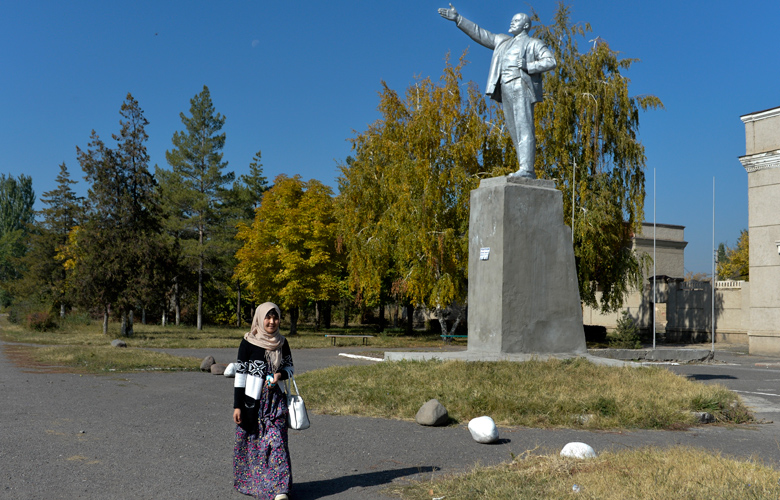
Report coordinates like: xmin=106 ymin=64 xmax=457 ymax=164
xmin=741 ymin=106 xmax=780 ymax=123
xmin=640 ymin=222 xmax=685 ymax=230
xmin=739 ymin=149 xmax=780 ymax=173
xmin=633 ymin=238 xmax=688 ymax=250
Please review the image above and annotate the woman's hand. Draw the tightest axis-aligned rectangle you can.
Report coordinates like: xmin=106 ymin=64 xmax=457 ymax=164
xmin=266 ymin=372 xmax=282 ymax=388
xmin=233 ymin=408 xmax=242 ymax=425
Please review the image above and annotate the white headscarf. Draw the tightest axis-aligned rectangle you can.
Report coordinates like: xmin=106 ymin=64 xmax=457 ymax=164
xmin=243 ymin=302 xmax=284 ymax=372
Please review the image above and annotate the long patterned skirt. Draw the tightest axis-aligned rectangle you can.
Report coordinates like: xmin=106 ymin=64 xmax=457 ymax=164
xmin=234 ymin=385 xmax=291 ymax=499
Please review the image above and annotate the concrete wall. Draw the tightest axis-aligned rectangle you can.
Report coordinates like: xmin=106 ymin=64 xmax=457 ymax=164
xmin=633 ymin=222 xmax=687 ymax=281
xmin=713 ymin=283 xmax=751 ymax=344
xmin=582 ymin=286 xmax=651 ymax=330
xmin=582 ymin=222 xmax=685 ymax=333
xmin=665 ymin=282 xmax=750 ymax=344
xmin=583 ymin=281 xmax=750 ymax=345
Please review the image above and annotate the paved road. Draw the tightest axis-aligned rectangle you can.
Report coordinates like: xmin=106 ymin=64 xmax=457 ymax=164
xmin=665 ymin=346 xmax=780 ymax=423
xmin=2 ymin=341 xmax=780 ymax=499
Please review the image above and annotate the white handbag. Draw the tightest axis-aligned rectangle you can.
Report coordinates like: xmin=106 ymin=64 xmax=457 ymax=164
xmin=284 ymin=375 xmax=310 ymax=430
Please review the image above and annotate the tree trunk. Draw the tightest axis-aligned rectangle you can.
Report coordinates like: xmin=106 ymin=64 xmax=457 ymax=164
xmin=120 ymin=310 xmax=135 ymax=337
xmin=60 ymin=303 xmax=66 ymax=319
xmin=378 ymin=303 xmax=385 ymax=332
xmin=197 ymin=261 xmax=203 ymax=331
xmin=289 ymin=307 xmax=299 ymax=335
xmin=436 ymin=307 xmax=463 ymax=341
xmin=323 ymin=302 xmax=332 ymax=329
xmin=342 ymin=303 xmax=349 ymax=328
xmin=392 ymin=302 xmax=398 ymax=328
xmin=103 ymin=305 xmax=109 ymax=335
xmin=236 ymin=281 xmax=242 ymax=328
xmin=141 ymin=307 xmax=146 ymax=325
xmin=315 ymin=301 xmax=321 ymax=332
xmin=197 ymin=221 xmax=204 ymax=331
xmin=405 ymin=303 xmax=414 ymax=335
xmin=174 ymin=279 xmax=181 ymax=326
xmin=162 ymin=307 xmax=167 ymax=327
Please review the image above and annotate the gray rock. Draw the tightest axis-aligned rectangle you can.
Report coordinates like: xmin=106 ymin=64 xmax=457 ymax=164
xmin=691 ymin=411 xmax=715 ymax=424
xmin=210 ymin=363 xmax=227 ymax=375
xmin=576 ymin=414 xmax=595 ymax=425
xmin=200 ymin=356 xmax=216 ymax=371
xmin=111 ymin=339 xmax=127 ymax=348
xmin=415 ymin=399 xmax=449 ymax=426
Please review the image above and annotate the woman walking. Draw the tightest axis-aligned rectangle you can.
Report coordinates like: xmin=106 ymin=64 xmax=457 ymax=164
xmin=233 ymin=302 xmax=294 ymax=500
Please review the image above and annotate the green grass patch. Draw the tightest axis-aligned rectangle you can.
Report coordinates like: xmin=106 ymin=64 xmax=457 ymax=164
xmin=388 ymin=446 xmax=780 ymax=499
xmin=297 ymin=358 xmax=753 ymax=429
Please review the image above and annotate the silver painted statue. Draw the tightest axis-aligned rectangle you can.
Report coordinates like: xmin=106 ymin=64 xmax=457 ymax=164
xmin=438 ymin=4 xmax=556 ymax=179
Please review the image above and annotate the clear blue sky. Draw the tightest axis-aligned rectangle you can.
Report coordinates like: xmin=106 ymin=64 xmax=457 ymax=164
xmin=2 ymin=0 xmax=777 ymax=276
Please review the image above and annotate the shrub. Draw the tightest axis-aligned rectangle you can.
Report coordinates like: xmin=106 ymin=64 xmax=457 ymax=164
xmin=61 ymin=311 xmax=92 ymax=328
xmin=26 ymin=311 xmax=58 ymax=332
xmin=7 ymin=306 xmax=23 ymax=324
xmin=8 ymin=300 xmax=49 ymax=325
xmin=609 ymin=311 xmax=642 ymax=349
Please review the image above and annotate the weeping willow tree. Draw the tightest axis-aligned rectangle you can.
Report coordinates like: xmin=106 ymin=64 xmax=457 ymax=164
xmin=340 ymin=2 xmax=662 ymax=325
xmin=337 ymin=52 xmax=512 ymax=335
xmin=533 ymin=3 xmax=663 ymax=312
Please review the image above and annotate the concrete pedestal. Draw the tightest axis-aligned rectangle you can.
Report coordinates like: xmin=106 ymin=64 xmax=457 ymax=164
xmin=467 ymin=176 xmax=586 ymax=354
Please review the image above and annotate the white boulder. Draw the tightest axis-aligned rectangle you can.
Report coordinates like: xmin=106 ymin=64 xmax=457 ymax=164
xmin=467 ymin=416 xmax=499 ymax=444
xmin=560 ymin=442 xmax=596 ymax=459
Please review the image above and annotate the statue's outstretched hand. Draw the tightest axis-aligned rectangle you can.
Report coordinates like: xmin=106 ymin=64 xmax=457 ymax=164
xmin=438 ymin=3 xmax=458 ymax=22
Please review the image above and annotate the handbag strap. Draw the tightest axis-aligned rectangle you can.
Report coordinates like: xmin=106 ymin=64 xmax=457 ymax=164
xmin=284 ymin=374 xmax=301 ymax=397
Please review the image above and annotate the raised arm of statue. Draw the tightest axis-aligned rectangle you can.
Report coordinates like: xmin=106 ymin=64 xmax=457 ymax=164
xmin=438 ymin=4 xmax=505 ymax=51
xmin=437 ymin=3 xmax=459 ymax=23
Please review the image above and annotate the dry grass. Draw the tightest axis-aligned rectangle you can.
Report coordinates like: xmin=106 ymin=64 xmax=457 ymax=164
xmin=0 ymin=317 xmax=754 ymax=430
xmin=297 ymin=358 xmax=753 ymax=429
xmin=0 ymin=314 xmax=451 ymax=373
xmin=0 ymin=315 xmax=451 ymax=350
xmin=388 ymin=446 xmax=780 ymax=499
xmin=4 ymin=344 xmax=199 ymax=374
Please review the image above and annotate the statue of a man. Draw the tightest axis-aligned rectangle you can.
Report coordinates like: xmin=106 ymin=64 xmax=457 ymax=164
xmin=438 ymin=4 xmax=556 ymax=179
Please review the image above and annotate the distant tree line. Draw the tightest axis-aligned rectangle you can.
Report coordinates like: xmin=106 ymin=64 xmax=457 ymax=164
xmin=1 ymin=4 xmax=661 ymax=335
xmin=717 ymin=230 xmax=749 ymax=282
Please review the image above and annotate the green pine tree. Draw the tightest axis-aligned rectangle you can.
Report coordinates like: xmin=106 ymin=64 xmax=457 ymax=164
xmin=0 ymin=173 xmax=35 ymax=307
xmin=163 ymin=85 xmax=234 ymax=330
xmin=610 ymin=310 xmax=642 ymax=349
xmin=12 ymin=163 xmax=83 ymax=316
xmin=75 ymin=94 xmax=171 ymax=335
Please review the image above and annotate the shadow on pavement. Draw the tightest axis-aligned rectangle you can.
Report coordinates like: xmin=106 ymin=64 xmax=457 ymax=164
xmin=686 ymin=374 xmax=738 ymax=381
xmin=292 ymin=466 xmax=438 ymax=499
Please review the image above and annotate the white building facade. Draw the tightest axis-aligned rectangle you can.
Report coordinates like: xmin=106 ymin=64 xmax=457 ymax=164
xmin=739 ymin=106 xmax=780 ymax=355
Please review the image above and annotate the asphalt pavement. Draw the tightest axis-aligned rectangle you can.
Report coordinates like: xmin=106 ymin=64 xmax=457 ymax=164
xmin=2 ymin=339 xmax=780 ymax=499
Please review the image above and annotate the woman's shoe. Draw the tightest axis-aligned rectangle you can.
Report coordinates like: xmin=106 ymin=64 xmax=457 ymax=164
xmin=274 ymin=495 xmax=289 ymax=500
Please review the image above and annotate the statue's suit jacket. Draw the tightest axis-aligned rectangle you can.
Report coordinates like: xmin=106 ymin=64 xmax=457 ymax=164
xmin=455 ymin=16 xmax=556 ymax=104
